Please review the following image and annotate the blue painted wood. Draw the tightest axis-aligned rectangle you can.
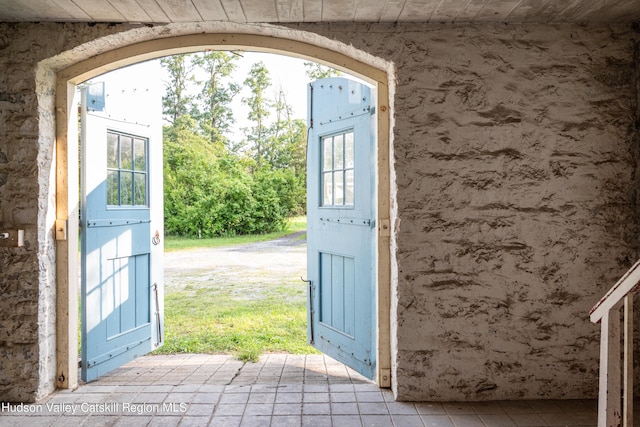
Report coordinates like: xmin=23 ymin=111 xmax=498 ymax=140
xmin=80 ymin=83 xmax=162 ymax=382
xmin=307 ymin=77 xmax=376 ymax=379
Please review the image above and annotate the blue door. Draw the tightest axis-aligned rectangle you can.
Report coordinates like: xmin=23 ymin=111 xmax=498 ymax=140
xmin=80 ymin=65 xmax=164 ymax=382
xmin=307 ymin=77 xmax=376 ymax=379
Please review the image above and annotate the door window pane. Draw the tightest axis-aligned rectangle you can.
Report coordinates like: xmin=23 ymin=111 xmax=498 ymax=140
xmin=321 ymin=130 xmax=355 ymax=207
xmin=107 ymin=170 xmax=119 ymax=205
xmin=345 ymin=170 xmax=354 ymax=205
xmin=134 ymin=138 xmax=146 ymax=171
xmin=134 ymin=173 xmax=146 ymax=205
xmin=345 ymin=133 xmax=354 ymax=168
xmin=323 ymin=172 xmax=332 ymax=206
xmin=333 ymin=134 xmax=344 ymax=169
xmin=323 ymin=137 xmax=332 ymax=171
xmin=120 ymin=171 xmax=133 ymax=205
xmin=107 ymin=130 xmax=148 ymax=207
xmin=107 ymin=133 xmax=118 ymax=168
xmin=333 ymin=171 xmax=344 ymax=205
xmin=120 ymin=136 xmax=133 ymax=170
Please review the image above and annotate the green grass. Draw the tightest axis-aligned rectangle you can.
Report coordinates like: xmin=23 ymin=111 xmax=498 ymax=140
xmin=164 ymin=216 xmax=307 ymax=252
xmin=153 ymin=280 xmax=318 ymax=362
xmin=154 ymin=215 xmax=317 ymax=362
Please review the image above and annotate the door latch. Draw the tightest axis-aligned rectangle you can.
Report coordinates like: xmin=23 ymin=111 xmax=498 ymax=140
xmin=153 ymin=283 xmax=162 ymax=346
xmin=301 ymin=277 xmax=314 ymax=344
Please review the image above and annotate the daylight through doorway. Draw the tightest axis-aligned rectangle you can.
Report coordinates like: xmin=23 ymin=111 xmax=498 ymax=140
xmin=75 ymin=53 xmax=371 ymax=384
xmin=55 ymin=30 xmax=392 ymax=390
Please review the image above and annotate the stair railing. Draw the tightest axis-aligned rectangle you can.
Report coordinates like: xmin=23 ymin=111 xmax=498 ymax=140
xmin=590 ymin=259 xmax=640 ymax=427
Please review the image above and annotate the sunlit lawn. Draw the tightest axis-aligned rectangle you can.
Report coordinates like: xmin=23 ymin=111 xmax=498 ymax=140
xmin=154 ymin=216 xmax=318 ymax=362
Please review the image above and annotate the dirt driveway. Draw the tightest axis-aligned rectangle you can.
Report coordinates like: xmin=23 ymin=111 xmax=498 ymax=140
xmin=163 ymin=232 xmax=307 ymax=292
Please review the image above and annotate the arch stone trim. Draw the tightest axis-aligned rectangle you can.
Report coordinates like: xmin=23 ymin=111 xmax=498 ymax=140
xmin=52 ymin=25 xmax=395 ymax=392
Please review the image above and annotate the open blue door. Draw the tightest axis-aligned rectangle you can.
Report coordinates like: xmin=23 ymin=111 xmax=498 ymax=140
xmin=307 ymin=77 xmax=376 ymax=379
xmin=80 ymin=63 xmax=164 ymax=382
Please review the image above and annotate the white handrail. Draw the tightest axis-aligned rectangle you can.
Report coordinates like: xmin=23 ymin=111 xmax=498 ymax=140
xmin=590 ymin=260 xmax=639 ymax=427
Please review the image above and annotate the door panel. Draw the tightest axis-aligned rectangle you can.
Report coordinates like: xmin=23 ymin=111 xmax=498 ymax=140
xmin=307 ymin=77 xmax=376 ymax=379
xmin=319 ymin=252 xmax=355 ymax=337
xmin=80 ymin=64 xmax=163 ymax=382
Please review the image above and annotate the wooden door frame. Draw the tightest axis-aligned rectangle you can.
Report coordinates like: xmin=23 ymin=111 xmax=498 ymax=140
xmin=55 ymin=32 xmax=393 ymax=390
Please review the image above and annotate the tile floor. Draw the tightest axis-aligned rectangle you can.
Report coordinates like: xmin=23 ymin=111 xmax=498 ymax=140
xmin=0 ymin=354 xmax=614 ymax=426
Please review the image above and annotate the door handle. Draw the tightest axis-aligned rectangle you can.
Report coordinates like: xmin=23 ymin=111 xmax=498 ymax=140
xmin=301 ymin=277 xmax=314 ymax=344
xmin=152 ymin=230 xmax=161 ymax=245
xmin=153 ymin=283 xmax=162 ymax=346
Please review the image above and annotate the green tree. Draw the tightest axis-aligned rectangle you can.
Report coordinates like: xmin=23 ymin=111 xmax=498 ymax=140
xmin=266 ymin=87 xmax=306 ymax=171
xmin=163 ymin=116 xmax=293 ymax=237
xmin=243 ymin=62 xmax=271 ymax=166
xmin=304 ymin=61 xmax=341 ymax=80
xmin=192 ymin=52 xmax=240 ymax=149
xmin=161 ymin=54 xmax=197 ymax=123
xmin=162 ymin=54 xmax=309 ymax=236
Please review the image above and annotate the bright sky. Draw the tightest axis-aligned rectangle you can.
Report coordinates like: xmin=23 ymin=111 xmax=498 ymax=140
xmin=227 ymin=51 xmax=311 ymax=140
xmin=102 ymin=51 xmax=364 ymax=142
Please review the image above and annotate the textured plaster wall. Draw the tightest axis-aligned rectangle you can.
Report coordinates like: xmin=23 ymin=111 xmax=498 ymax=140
xmin=0 ymin=20 xmax=638 ymax=402
xmin=293 ymin=22 xmax=639 ymax=400
xmin=0 ymin=23 xmax=135 ymax=402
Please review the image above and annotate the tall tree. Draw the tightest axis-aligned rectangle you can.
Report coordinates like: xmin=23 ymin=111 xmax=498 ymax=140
xmin=243 ymin=62 xmax=271 ymax=166
xmin=265 ymin=86 xmax=298 ymax=169
xmin=161 ymin=54 xmax=197 ymax=123
xmin=304 ymin=61 xmax=341 ymax=80
xmin=192 ymin=52 xmax=240 ymax=148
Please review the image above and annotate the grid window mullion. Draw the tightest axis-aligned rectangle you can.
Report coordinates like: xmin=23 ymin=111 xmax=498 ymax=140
xmin=321 ymin=131 xmax=355 ymax=208
xmin=106 ymin=131 xmax=148 ymax=207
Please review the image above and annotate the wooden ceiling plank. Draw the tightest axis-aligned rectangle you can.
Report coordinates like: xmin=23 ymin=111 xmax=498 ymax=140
xmin=455 ymin=0 xmax=490 ymax=21
xmin=0 ymin=1 xmax=23 ymax=20
xmin=302 ymin=0 xmax=322 ymax=21
xmin=22 ymin=0 xmax=76 ymax=20
xmin=353 ymin=0 xmax=385 ymax=21
xmin=72 ymin=0 xmax=126 ymax=21
xmin=0 ymin=2 xmax=46 ymax=20
xmin=569 ymin=0 xmax=610 ymax=20
xmin=397 ymin=0 xmax=440 ymax=21
xmin=473 ymin=0 xmax=522 ymax=21
xmin=133 ymin=0 xmax=171 ymax=21
xmin=277 ymin=0 xmax=304 ymax=22
xmin=2 ymin=0 xmax=640 ymax=24
xmin=220 ymin=0 xmax=247 ymax=21
xmin=556 ymin=0 xmax=601 ymax=20
xmin=241 ymin=0 xmax=279 ymax=22
xmin=3 ymin=0 xmax=75 ymax=20
xmin=192 ymin=0 xmax=228 ymax=20
xmin=155 ymin=0 xmax=202 ymax=21
xmin=51 ymin=0 xmax=93 ymax=20
xmin=514 ymin=0 xmax=570 ymax=23
xmin=108 ymin=0 xmax=153 ymax=22
xmin=605 ymin=1 xmax=640 ymax=21
xmin=430 ymin=0 xmax=471 ymax=22
xmin=577 ymin=0 xmax=639 ymax=21
xmin=379 ymin=0 xmax=405 ymax=21
xmin=322 ymin=0 xmax=357 ymax=20
xmin=524 ymin=0 xmax=569 ymax=22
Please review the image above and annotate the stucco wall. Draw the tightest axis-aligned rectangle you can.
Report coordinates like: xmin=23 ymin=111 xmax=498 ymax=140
xmin=0 ymin=21 xmax=638 ymax=402
xmin=0 ymin=23 xmax=134 ymax=402
xmin=294 ymin=22 xmax=639 ymax=400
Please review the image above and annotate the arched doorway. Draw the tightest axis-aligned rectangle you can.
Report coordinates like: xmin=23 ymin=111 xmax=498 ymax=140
xmin=52 ymin=26 xmax=393 ymax=392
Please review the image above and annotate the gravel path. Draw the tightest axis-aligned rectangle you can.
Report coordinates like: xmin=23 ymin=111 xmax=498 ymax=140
xmin=163 ymin=232 xmax=307 ymax=291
